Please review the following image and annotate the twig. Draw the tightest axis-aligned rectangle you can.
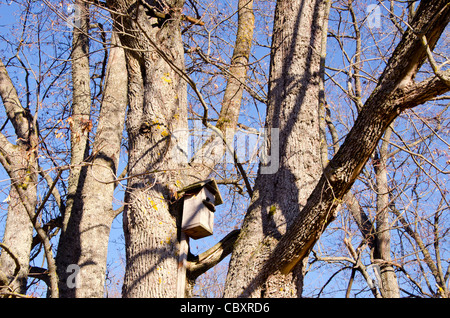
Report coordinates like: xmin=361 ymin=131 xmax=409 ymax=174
xmin=35 ymin=169 xmax=63 ymax=220
xmin=421 ymin=35 xmax=450 ymax=87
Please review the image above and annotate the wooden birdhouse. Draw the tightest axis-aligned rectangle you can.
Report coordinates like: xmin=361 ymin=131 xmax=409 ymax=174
xmin=178 ymin=179 xmax=223 ymax=240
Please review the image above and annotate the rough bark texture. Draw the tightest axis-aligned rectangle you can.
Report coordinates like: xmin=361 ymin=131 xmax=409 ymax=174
xmin=74 ymin=32 xmax=127 ymax=298
xmin=224 ymin=0 xmax=326 ymax=298
xmin=56 ymin=0 xmax=92 ymax=296
xmin=0 ymin=58 xmax=38 ymax=295
xmin=56 ymin=30 xmax=128 ymax=297
xmin=225 ymin=0 xmax=449 ymax=296
xmin=109 ymin=0 xmax=192 ymax=298
xmin=63 ymin=0 xmax=91 ymax=232
xmin=110 ymin=0 xmax=255 ymax=297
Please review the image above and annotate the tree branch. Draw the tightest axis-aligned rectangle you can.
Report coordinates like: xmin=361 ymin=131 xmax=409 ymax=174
xmin=394 ymin=70 xmax=450 ymax=110
xmin=134 ymin=5 xmax=255 ymax=197
xmin=38 ymin=168 xmax=64 ymax=212
xmin=391 ymin=207 xmax=446 ymax=295
xmin=28 ymin=266 xmax=50 ymax=287
xmin=421 ymin=35 xmax=450 ymax=87
xmin=186 ymin=229 xmax=240 ymax=280
xmin=0 ymin=58 xmax=31 ymax=143
xmin=35 ymin=169 xmax=63 ymax=221
xmin=277 ymin=0 xmax=450 ymax=274
xmin=31 ymin=216 xmax=62 ymax=250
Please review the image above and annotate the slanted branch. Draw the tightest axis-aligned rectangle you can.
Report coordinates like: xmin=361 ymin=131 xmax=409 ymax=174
xmin=186 ymin=229 xmax=240 ymax=280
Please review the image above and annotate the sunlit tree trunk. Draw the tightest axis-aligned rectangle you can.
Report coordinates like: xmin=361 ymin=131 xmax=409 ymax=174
xmin=223 ymin=0 xmax=449 ymax=297
xmin=224 ymin=0 xmax=328 ymax=297
xmin=56 ymin=0 xmax=92 ymax=296
xmin=55 ymin=1 xmax=128 ymax=297
xmin=110 ymin=0 xmax=255 ymax=297
xmin=109 ymin=0 xmax=190 ymax=298
xmin=0 ymin=58 xmax=38 ymax=295
xmin=56 ymin=29 xmax=128 ymax=297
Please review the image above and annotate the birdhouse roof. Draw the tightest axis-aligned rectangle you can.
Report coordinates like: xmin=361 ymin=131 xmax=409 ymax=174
xmin=177 ymin=178 xmax=223 ymax=206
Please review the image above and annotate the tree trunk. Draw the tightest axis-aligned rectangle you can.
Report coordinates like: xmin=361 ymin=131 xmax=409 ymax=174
xmin=224 ymin=0 xmax=327 ymax=298
xmin=225 ymin=0 xmax=449 ymax=296
xmin=0 ymin=158 xmax=36 ymax=295
xmin=62 ymin=0 xmax=91 ymax=233
xmin=111 ymin=0 xmax=190 ymax=298
xmin=373 ymin=126 xmax=400 ymax=298
xmin=110 ymin=0 xmax=256 ymax=297
xmin=215 ymin=0 xmax=254 ymax=134
xmin=56 ymin=0 xmax=91 ymax=295
xmin=0 ymin=58 xmax=38 ymax=295
xmin=56 ymin=30 xmax=128 ymax=297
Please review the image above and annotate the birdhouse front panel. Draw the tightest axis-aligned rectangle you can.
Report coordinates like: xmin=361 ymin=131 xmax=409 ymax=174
xmin=181 ymin=187 xmax=215 ymax=239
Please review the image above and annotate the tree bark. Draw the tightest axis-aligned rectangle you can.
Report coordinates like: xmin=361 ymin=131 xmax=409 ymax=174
xmin=0 ymin=58 xmax=38 ymax=295
xmin=373 ymin=127 xmax=400 ymax=298
xmin=56 ymin=30 xmax=128 ymax=297
xmin=225 ymin=0 xmax=449 ymax=296
xmin=109 ymin=0 xmax=192 ymax=298
xmin=110 ymin=0 xmax=256 ymax=297
xmin=224 ymin=0 xmax=328 ymax=298
xmin=62 ymin=0 xmax=91 ymax=233
xmin=0 ymin=153 xmax=36 ymax=296
xmin=56 ymin=0 xmax=92 ymax=296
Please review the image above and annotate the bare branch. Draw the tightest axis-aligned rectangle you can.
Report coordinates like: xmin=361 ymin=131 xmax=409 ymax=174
xmin=0 ymin=58 xmax=32 ymax=144
xmin=187 ymin=229 xmax=240 ymax=280
xmin=35 ymin=169 xmax=63 ymax=221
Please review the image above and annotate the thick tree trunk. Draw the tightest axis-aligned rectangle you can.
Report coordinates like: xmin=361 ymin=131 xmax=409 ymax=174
xmin=225 ymin=0 xmax=449 ymax=296
xmin=224 ymin=0 xmax=327 ymax=298
xmin=73 ymin=32 xmax=127 ymax=298
xmin=111 ymin=0 xmax=191 ymax=298
xmin=111 ymin=0 xmax=256 ymax=297
xmin=56 ymin=31 xmax=128 ymax=297
xmin=56 ymin=0 xmax=91 ymax=296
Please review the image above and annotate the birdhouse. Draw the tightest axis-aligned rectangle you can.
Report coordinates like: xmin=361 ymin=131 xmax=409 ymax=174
xmin=178 ymin=179 xmax=223 ymax=240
